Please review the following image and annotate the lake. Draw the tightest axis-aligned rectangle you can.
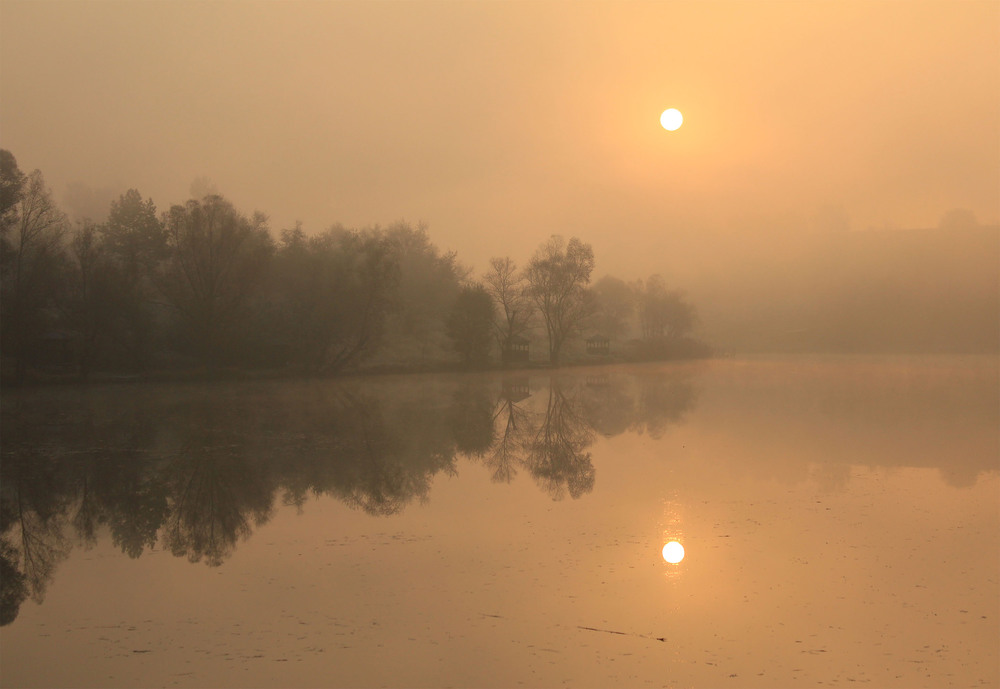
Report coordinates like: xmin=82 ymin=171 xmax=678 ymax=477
xmin=1 ymin=357 xmax=997 ymax=688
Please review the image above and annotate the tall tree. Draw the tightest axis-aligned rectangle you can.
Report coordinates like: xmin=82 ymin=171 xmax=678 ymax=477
xmin=446 ymin=284 xmax=495 ymax=366
xmin=99 ymin=190 xmax=167 ymax=370
xmin=591 ymin=275 xmax=635 ymax=340
xmin=62 ymin=223 xmax=119 ymax=378
xmin=102 ymin=189 xmax=166 ymax=279
xmin=379 ymin=222 xmax=465 ymax=363
xmin=0 ymin=166 xmax=67 ymax=383
xmin=634 ymin=274 xmax=697 ymax=339
xmin=158 ymin=195 xmax=274 ymax=366
xmin=524 ymin=236 xmax=595 ymax=366
xmin=0 ymin=150 xmax=26 ymax=223
xmin=270 ymin=224 xmax=399 ymax=373
xmin=483 ymin=256 xmax=534 ymax=359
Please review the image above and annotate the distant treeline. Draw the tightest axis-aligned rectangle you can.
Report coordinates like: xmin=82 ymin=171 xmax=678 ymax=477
xmin=0 ymin=150 xmax=704 ymax=384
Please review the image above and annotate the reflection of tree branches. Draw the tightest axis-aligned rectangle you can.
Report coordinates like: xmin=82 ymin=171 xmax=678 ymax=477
xmin=448 ymin=383 xmax=496 ymax=459
xmin=0 ymin=365 xmax=700 ymax=617
xmin=273 ymin=385 xmax=458 ymax=517
xmin=163 ymin=448 xmax=273 ymax=567
xmin=64 ymin=403 xmax=170 ymax=559
xmin=0 ymin=537 xmax=29 ymax=626
xmin=630 ymin=372 xmax=697 ymax=439
xmin=162 ymin=403 xmax=274 ymax=567
xmin=0 ymin=450 xmax=72 ymax=617
xmin=525 ymin=379 xmax=596 ymax=500
xmin=577 ymin=375 xmax=635 ymax=437
xmin=333 ymin=389 xmax=456 ymax=516
xmin=482 ymin=396 xmax=536 ymax=484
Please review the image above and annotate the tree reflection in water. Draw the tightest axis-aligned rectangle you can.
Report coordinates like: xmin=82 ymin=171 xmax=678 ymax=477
xmin=0 ymin=367 xmax=698 ymax=624
xmin=161 ymin=397 xmax=275 ymax=566
xmin=525 ymin=378 xmax=596 ymax=500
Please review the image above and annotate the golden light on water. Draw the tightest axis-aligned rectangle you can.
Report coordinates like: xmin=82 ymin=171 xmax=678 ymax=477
xmin=662 ymin=540 xmax=685 ymax=564
xmin=660 ymin=108 xmax=683 ymax=131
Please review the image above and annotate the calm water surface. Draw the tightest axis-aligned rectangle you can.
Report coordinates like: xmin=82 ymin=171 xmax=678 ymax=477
xmin=1 ymin=357 xmax=997 ymax=688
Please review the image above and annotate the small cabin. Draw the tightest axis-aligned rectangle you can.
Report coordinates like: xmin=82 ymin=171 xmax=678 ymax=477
xmin=502 ymin=335 xmax=530 ymax=363
xmin=586 ymin=335 xmax=610 ymax=356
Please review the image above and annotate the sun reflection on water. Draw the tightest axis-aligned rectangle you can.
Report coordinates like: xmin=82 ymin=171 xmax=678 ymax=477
xmin=660 ymin=493 xmax=686 ymax=578
xmin=662 ymin=540 xmax=685 ymax=563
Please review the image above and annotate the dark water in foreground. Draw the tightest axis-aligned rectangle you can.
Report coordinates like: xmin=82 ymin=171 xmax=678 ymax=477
xmin=1 ymin=357 xmax=997 ymax=688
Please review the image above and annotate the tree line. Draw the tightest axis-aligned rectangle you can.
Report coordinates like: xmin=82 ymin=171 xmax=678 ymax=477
xmin=1 ymin=150 xmax=705 ymax=383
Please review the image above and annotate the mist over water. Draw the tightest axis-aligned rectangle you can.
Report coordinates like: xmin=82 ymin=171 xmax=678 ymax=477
xmin=1 ymin=1 xmax=998 ymax=686
xmin=1 ymin=359 xmax=998 ymax=687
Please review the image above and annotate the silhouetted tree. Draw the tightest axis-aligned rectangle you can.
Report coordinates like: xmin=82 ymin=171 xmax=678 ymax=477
xmin=591 ymin=275 xmax=635 ymax=340
xmin=102 ymin=190 xmax=166 ymax=272
xmin=447 ymin=284 xmax=495 ymax=366
xmin=62 ymin=223 xmax=123 ymax=378
xmin=633 ymin=274 xmax=696 ymax=339
xmin=378 ymin=222 xmax=465 ymax=363
xmin=99 ymin=189 xmax=167 ymax=369
xmin=270 ymin=224 xmax=399 ymax=372
xmin=0 ymin=167 xmax=67 ymax=383
xmin=158 ymin=195 xmax=274 ymax=366
xmin=483 ymin=256 xmax=535 ymax=359
xmin=525 ymin=236 xmax=596 ymax=365
xmin=0 ymin=150 xmax=26 ymax=222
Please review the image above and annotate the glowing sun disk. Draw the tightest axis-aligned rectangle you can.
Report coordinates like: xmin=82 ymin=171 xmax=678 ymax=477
xmin=660 ymin=108 xmax=683 ymax=131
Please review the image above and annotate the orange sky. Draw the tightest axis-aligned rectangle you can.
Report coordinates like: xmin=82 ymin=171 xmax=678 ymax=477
xmin=1 ymin=0 xmax=997 ymax=277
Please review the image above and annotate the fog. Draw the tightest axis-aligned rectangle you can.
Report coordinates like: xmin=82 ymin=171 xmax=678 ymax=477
xmin=1 ymin=0 xmax=997 ymax=362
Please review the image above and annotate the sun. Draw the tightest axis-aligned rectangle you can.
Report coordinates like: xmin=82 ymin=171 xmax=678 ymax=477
xmin=660 ymin=108 xmax=683 ymax=131
xmin=661 ymin=540 xmax=685 ymax=564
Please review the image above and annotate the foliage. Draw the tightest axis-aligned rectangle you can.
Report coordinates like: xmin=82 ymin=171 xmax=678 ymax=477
xmin=269 ymin=224 xmax=399 ymax=372
xmin=157 ymin=195 xmax=275 ymax=366
xmin=525 ymin=235 xmax=596 ymax=365
xmin=0 ymin=164 xmax=67 ymax=383
xmin=377 ymin=222 xmax=466 ymax=363
xmin=446 ymin=284 xmax=495 ymax=366
xmin=0 ymin=150 xmax=711 ymax=380
xmin=102 ymin=189 xmax=167 ymax=277
xmin=591 ymin=275 xmax=635 ymax=339
xmin=0 ymin=150 xmax=27 ymax=223
xmin=633 ymin=274 xmax=697 ymax=339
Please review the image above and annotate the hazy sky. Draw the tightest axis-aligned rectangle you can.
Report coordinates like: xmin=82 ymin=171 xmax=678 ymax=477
xmin=1 ymin=0 xmax=997 ymax=277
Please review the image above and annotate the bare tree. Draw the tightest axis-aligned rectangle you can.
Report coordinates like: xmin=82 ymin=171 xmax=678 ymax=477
xmin=524 ymin=236 xmax=595 ymax=366
xmin=483 ymin=256 xmax=534 ymax=359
